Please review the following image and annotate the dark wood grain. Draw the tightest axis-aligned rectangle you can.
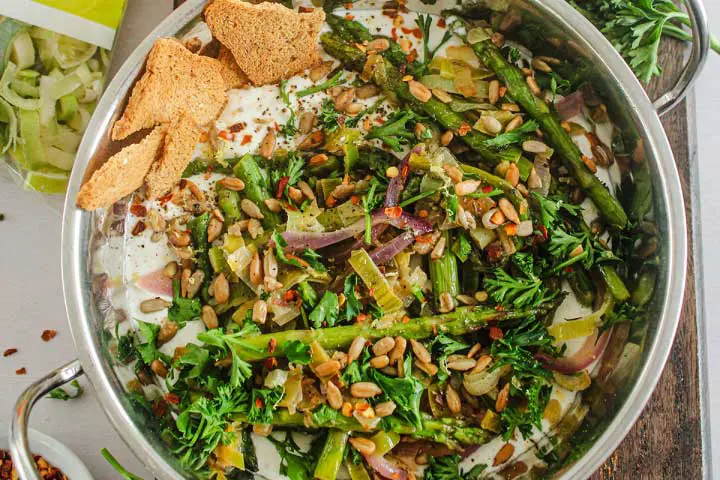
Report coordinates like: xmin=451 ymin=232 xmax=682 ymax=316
xmin=171 ymin=1 xmax=703 ymax=476
xmin=591 ymin=38 xmax=702 ymax=480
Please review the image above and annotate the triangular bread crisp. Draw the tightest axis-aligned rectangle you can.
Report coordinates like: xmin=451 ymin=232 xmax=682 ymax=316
xmin=205 ymin=0 xmax=325 ymax=85
xmin=145 ymin=111 xmax=202 ymax=199
xmin=111 ymin=38 xmax=226 ymax=141
xmin=218 ymin=45 xmax=249 ymax=90
xmin=77 ymin=126 xmax=167 ymax=210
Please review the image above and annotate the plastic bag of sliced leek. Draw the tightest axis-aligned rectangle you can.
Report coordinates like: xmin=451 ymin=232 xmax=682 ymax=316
xmin=0 ymin=0 xmax=127 ymax=195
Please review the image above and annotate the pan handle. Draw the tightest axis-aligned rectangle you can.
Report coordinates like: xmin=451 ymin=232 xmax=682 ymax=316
xmin=653 ymin=0 xmax=710 ymax=116
xmin=9 ymin=360 xmax=84 ymax=480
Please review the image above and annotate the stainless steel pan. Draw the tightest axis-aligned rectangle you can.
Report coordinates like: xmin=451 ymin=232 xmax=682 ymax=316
xmin=9 ymin=0 xmax=707 ymax=477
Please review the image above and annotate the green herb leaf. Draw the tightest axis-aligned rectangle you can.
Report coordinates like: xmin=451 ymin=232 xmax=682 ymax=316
xmin=282 ymin=340 xmax=312 ymax=365
xmin=483 ymin=120 xmax=539 ymax=148
xmin=371 ymin=354 xmax=424 ymax=428
xmin=451 ymin=231 xmax=472 ymax=263
xmin=427 ymin=334 xmax=468 ymax=384
xmin=297 ymin=70 xmax=345 ymax=97
xmin=248 ymin=386 xmax=285 ymax=424
xmin=312 ymin=404 xmax=338 ymax=425
xmin=343 ymin=274 xmax=363 ymax=322
xmin=168 ymin=279 xmax=202 ymax=326
xmin=366 ymin=108 xmax=423 ymax=152
xmin=309 ymin=291 xmax=340 ymax=328
xmin=279 ymin=79 xmax=298 ymax=137
xmin=424 ymin=454 xmax=463 ymax=480
xmin=320 ymin=98 xmax=342 ymax=132
xmin=48 ymin=380 xmax=84 ymax=401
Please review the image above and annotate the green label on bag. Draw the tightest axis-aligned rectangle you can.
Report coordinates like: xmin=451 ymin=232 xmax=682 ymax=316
xmin=31 ymin=0 xmax=125 ymax=29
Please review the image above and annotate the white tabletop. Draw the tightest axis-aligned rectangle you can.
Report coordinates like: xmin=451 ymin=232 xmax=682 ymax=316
xmin=1 ymin=1 xmax=719 ymax=479
xmin=696 ymin=0 xmax=720 ymax=476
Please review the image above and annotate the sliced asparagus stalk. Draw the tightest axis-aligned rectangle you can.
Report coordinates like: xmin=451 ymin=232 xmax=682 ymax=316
xmin=469 ymin=39 xmax=628 ymax=228
xmin=234 ymin=410 xmax=491 ymax=449
xmin=319 ymin=34 xmax=530 ymax=171
xmin=229 ymin=304 xmax=556 ymax=362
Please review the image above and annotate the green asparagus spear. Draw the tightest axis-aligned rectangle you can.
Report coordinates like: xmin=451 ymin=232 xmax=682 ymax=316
xmin=232 ymin=154 xmax=281 ymax=228
xmin=469 ymin=40 xmax=628 ymax=228
xmin=228 ymin=304 xmax=555 ymax=362
xmin=567 ymin=267 xmax=596 ymax=307
xmin=314 ymin=430 xmax=348 ymax=480
xmin=319 ymin=34 xmax=531 ymax=172
xmin=598 ymin=264 xmax=630 ymax=302
xmin=430 ymin=231 xmax=459 ymax=310
xmin=630 ymin=266 xmax=657 ymax=307
xmin=217 ymin=187 xmax=242 ymax=224
xmin=326 ymin=14 xmax=408 ymax=66
xmin=234 ymin=410 xmax=491 ymax=449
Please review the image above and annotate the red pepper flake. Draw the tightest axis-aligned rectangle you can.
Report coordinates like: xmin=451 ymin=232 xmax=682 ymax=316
xmin=384 ymin=206 xmax=403 ymax=219
xmin=482 ymin=185 xmax=494 ymax=193
xmin=494 ymin=305 xmax=505 ymax=312
xmin=565 ymin=266 xmax=574 ymax=273
xmin=264 ymin=357 xmax=278 ymax=370
xmin=299 ymin=5 xmax=315 ymax=12
xmin=218 ymin=130 xmax=233 ymax=141
xmin=15 ymin=367 xmax=26 ymax=375
xmin=437 ymin=18 xmax=446 ymax=28
xmin=351 ymin=195 xmax=361 ymax=205
xmin=130 ymin=204 xmax=147 ymax=217
xmin=276 ymin=176 xmax=290 ymax=198
xmin=405 ymin=49 xmax=418 ymax=63
xmin=165 ymin=393 xmax=180 ymax=404
xmin=391 ymin=27 xmax=399 ymax=42
xmin=159 ymin=192 xmax=173 ymax=206
xmin=416 ymin=233 xmax=434 ymax=243
xmin=152 ymin=399 xmax=167 ymax=417
xmin=345 ymin=13 xmax=355 ymax=20
xmin=41 ymin=330 xmax=57 ymax=342
xmin=458 ymin=122 xmax=472 ymax=136
xmin=489 ymin=326 xmax=504 ymax=340
xmin=229 ymin=122 xmax=247 ymax=133
xmin=402 ymin=315 xmax=410 ymax=324
xmin=284 ymin=290 xmax=298 ymax=302
xmin=356 ymin=313 xmax=368 ymax=324
xmin=539 ymin=225 xmax=549 ymax=240
xmin=241 ymin=134 xmax=253 ymax=145
xmin=255 ymin=397 xmax=265 ymax=409
xmin=3 ymin=348 xmax=17 ymax=357
xmin=268 ymin=338 xmax=278 ymax=354
xmin=131 ymin=220 xmax=146 ymax=236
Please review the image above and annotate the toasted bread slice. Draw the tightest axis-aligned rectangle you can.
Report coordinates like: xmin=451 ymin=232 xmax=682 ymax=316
xmin=112 ymin=38 xmax=226 ymax=141
xmin=205 ymin=0 xmax=324 ymax=85
xmin=145 ymin=111 xmax=202 ymax=199
xmin=218 ymin=45 xmax=249 ymax=89
xmin=77 ymin=126 xmax=167 ymax=210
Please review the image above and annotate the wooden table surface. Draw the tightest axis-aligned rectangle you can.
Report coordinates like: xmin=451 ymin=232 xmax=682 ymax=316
xmin=591 ymin=38 xmax=703 ymax=480
xmin=174 ymin=1 xmax=704 ymax=477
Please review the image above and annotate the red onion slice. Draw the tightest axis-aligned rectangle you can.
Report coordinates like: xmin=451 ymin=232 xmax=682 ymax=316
xmin=537 ymin=328 xmax=611 ymax=374
xmin=280 ymin=211 xmax=431 ymax=252
xmin=554 ymin=90 xmax=585 ymax=120
xmin=369 ymin=231 xmax=415 ymax=265
xmin=136 ymin=268 xmax=173 ymax=297
xmin=385 ymin=147 xmax=420 ymax=208
xmin=364 ymin=454 xmax=409 ymax=480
